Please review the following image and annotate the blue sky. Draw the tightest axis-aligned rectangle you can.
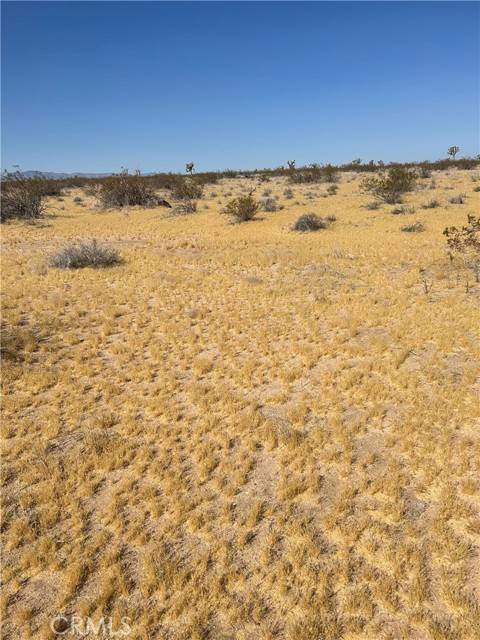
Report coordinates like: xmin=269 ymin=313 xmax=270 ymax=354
xmin=1 ymin=1 xmax=478 ymax=173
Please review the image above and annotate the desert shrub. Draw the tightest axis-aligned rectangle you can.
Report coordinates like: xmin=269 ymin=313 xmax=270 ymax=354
xmin=262 ymin=188 xmax=272 ymax=197
xmin=290 ymin=165 xmax=322 ymax=184
xmin=325 ymin=214 xmax=337 ymax=223
xmin=84 ymin=183 xmax=102 ymax=197
xmin=417 ymin=165 xmax=432 ymax=179
xmin=444 ymin=215 xmax=480 ymax=282
xmin=11 ymin=174 xmax=64 ymax=197
xmin=171 ymin=177 xmax=203 ymax=201
xmin=172 ymin=201 xmax=197 ymax=216
xmin=293 ymin=213 xmax=330 ymax=232
xmin=260 ymin=197 xmax=278 ymax=212
xmin=284 ymin=188 xmax=294 ymax=199
xmin=473 ymin=186 xmax=480 ymax=192
xmin=392 ymin=205 xmax=415 ymax=215
xmin=326 ymin=185 xmax=338 ymax=195
xmin=73 ymin=196 xmax=83 ymax=204
xmin=49 ymin=239 xmax=122 ymax=269
xmin=361 ymin=166 xmax=417 ymax=204
xmin=422 ymin=199 xmax=440 ymax=209
xmin=365 ymin=201 xmax=380 ymax=210
xmin=0 ymin=172 xmax=46 ymax=222
xmin=401 ymin=221 xmax=425 ymax=232
xmin=195 ymin=172 xmax=219 ymax=186
xmin=35 ymin=178 xmax=63 ymax=197
xmin=98 ymin=171 xmax=159 ymax=208
xmin=323 ymin=165 xmax=338 ymax=183
xmin=448 ymin=194 xmax=466 ymax=204
xmin=222 ymin=193 xmax=259 ymax=223
xmin=444 ymin=215 xmax=480 ymax=255
xmin=1 ymin=322 xmax=39 ymax=363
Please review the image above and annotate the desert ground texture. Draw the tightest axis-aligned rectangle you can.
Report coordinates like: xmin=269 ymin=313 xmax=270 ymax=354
xmin=2 ymin=169 xmax=480 ymax=639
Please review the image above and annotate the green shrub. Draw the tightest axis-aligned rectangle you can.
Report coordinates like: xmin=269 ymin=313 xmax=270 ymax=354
xmin=222 ymin=193 xmax=259 ymax=222
xmin=361 ymin=167 xmax=417 ymax=204
xmin=443 ymin=215 xmax=480 ymax=255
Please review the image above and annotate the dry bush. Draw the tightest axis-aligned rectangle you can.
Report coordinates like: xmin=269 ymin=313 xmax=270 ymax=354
xmin=323 ymin=164 xmax=339 ymax=183
xmin=401 ymin=221 xmax=425 ymax=232
xmin=1 ymin=323 xmax=38 ymax=362
xmin=49 ymin=239 xmax=122 ymax=269
xmin=391 ymin=205 xmax=415 ymax=215
xmin=98 ymin=171 xmax=160 ymax=208
xmin=293 ymin=213 xmax=331 ymax=232
xmin=172 ymin=201 xmax=198 ymax=216
xmin=422 ymin=199 xmax=440 ymax=209
xmin=361 ymin=166 xmax=417 ymax=204
xmin=444 ymin=215 xmax=480 ymax=255
xmin=448 ymin=194 xmax=466 ymax=204
xmin=290 ymin=168 xmax=322 ymax=184
xmin=260 ymin=197 xmax=278 ymax=212
xmin=222 ymin=193 xmax=259 ymax=222
xmin=0 ymin=172 xmax=46 ymax=222
xmin=417 ymin=164 xmax=432 ymax=179
xmin=444 ymin=214 xmax=480 ymax=282
xmin=171 ymin=177 xmax=203 ymax=201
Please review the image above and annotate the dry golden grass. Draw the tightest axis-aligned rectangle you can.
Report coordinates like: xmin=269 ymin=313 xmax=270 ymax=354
xmin=2 ymin=170 xmax=480 ymax=639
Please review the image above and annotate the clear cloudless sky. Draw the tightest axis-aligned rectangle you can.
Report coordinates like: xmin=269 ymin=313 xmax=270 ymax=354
xmin=1 ymin=1 xmax=478 ymax=173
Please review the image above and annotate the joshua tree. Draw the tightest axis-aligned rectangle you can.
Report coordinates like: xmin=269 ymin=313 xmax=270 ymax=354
xmin=447 ymin=146 xmax=460 ymax=161
xmin=287 ymin=160 xmax=296 ymax=171
xmin=185 ymin=162 xmax=195 ymax=175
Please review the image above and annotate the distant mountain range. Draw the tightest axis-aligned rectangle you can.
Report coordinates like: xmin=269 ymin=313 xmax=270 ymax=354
xmin=21 ymin=171 xmax=114 ymax=179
